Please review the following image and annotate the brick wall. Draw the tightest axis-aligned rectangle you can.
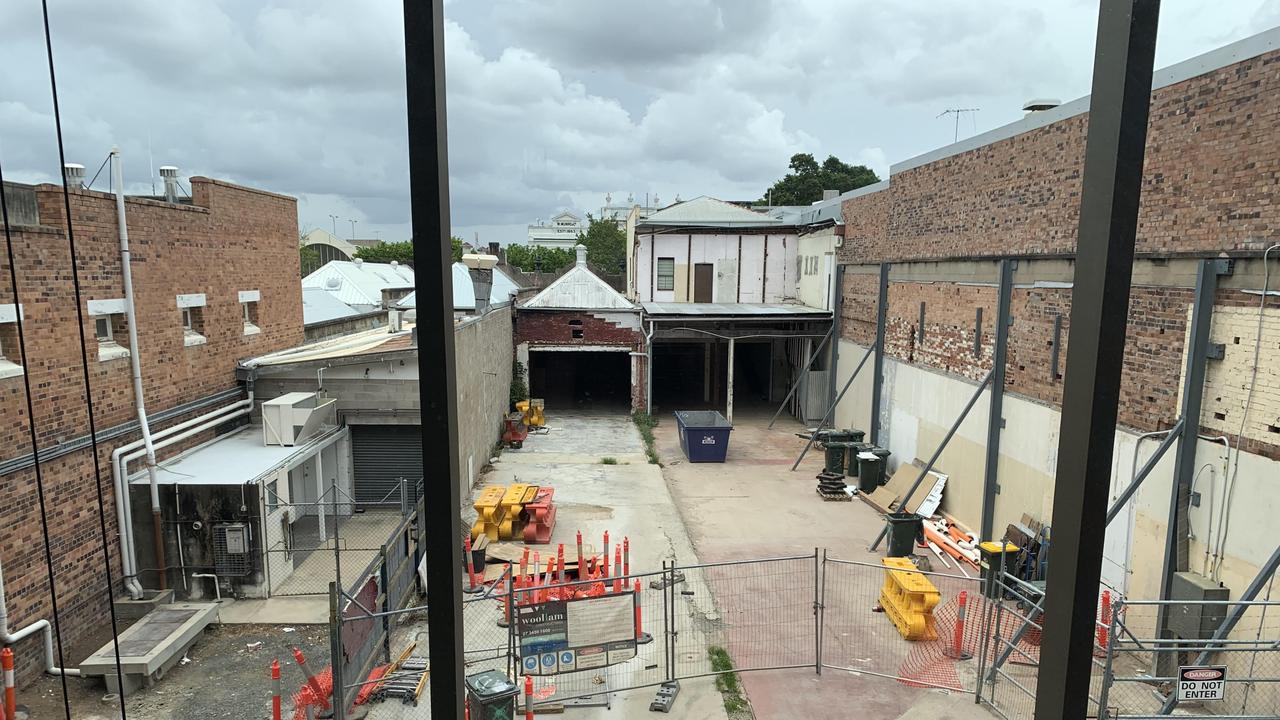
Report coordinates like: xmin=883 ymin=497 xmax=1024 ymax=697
xmin=514 ymin=310 xmax=642 ymax=349
xmin=838 ymin=47 xmax=1280 ymax=264
xmin=0 ymin=178 xmax=302 ymax=682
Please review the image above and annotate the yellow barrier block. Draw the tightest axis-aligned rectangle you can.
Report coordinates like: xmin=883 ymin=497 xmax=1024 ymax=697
xmin=498 ymin=483 xmax=537 ymax=540
xmin=880 ymin=557 xmax=940 ymax=640
xmin=471 ymin=486 xmax=508 ymax=542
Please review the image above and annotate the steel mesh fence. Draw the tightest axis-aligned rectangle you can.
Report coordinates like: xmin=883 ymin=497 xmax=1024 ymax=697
xmin=1098 ymin=600 xmax=1280 ymax=719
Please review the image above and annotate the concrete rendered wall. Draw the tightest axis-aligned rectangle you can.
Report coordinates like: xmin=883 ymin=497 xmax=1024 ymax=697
xmin=453 ymin=306 xmax=514 ymax=504
xmin=634 ymin=231 xmax=799 ymax=303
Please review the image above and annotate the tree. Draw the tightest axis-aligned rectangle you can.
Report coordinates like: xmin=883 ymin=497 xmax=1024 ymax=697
xmin=505 ymin=244 xmax=575 ymax=273
xmin=577 ymin=214 xmax=627 ymax=274
xmin=762 ymin=153 xmax=880 ymax=206
xmin=299 ymin=245 xmax=321 ymax=276
xmin=354 ymin=236 xmax=464 ymax=267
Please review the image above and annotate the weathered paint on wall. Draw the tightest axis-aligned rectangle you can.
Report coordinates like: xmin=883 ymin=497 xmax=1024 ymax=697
xmin=797 ymin=230 xmax=837 ymax=311
xmin=633 ymin=231 xmax=799 ymax=303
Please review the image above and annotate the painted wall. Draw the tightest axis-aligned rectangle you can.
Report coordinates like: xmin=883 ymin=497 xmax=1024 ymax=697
xmin=633 ymin=231 xmax=799 ymax=303
xmin=797 ymin=230 xmax=838 ymax=310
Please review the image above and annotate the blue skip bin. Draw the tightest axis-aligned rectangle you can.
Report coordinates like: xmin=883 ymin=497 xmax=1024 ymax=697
xmin=674 ymin=410 xmax=733 ymax=462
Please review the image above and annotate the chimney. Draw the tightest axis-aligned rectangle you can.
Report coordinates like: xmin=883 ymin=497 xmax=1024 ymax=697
xmin=822 ymin=189 xmax=839 ymax=201
xmin=158 ymin=165 xmax=180 ymax=202
xmin=488 ymin=241 xmax=499 ymax=256
xmin=1022 ymin=98 xmax=1062 ymax=116
xmin=462 ymin=253 xmax=498 ymax=315
xmin=63 ymin=163 xmax=85 ymax=189
xmin=575 ymin=243 xmax=587 ymax=268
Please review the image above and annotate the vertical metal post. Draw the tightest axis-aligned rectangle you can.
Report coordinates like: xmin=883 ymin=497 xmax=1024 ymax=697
xmin=662 ymin=561 xmax=673 ymax=683
xmin=380 ymin=544 xmax=391 ymax=662
xmin=981 ymin=259 xmax=1014 ymax=540
xmin=329 ymin=581 xmax=346 ymax=720
xmin=827 ymin=264 xmax=844 ymax=415
xmin=726 ymin=337 xmax=735 ymax=423
xmin=1035 ymin=2 xmax=1161 ymax=718
xmin=814 ymin=548 xmax=822 ymax=675
xmin=403 ymin=1 xmax=466 ymax=718
xmin=1096 ymin=601 xmax=1121 ymax=720
xmin=870 ymin=263 xmax=889 ymax=445
xmin=790 ymin=343 xmax=875 ymax=470
xmin=767 ymin=326 xmax=833 ymax=428
xmin=1156 ymin=259 xmax=1227 ymax=649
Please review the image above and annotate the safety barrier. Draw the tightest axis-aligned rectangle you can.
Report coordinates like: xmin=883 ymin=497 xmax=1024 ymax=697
xmin=880 ymin=557 xmax=941 ymax=640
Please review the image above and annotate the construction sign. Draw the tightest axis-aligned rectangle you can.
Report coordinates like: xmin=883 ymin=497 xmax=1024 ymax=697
xmin=516 ymin=592 xmax=637 ymax=675
xmin=1177 ymin=666 xmax=1226 ymax=701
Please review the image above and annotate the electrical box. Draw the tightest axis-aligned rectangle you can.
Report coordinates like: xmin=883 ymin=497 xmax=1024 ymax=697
xmin=1169 ymin=571 xmax=1229 ymax=639
xmin=213 ymin=522 xmax=253 ymax=577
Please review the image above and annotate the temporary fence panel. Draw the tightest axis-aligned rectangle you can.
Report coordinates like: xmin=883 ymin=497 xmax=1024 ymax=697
xmin=1096 ymin=599 xmax=1280 ymax=719
xmin=822 ymin=554 xmax=982 ymax=693
xmin=335 ymin=574 xmax=388 ymax=714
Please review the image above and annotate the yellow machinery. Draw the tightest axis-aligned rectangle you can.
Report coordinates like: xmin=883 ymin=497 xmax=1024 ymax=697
xmin=498 ymin=483 xmax=538 ymax=540
xmin=517 ymin=399 xmax=546 ymax=428
xmin=471 ymin=486 xmax=508 ymax=542
xmin=879 ymin=557 xmax=941 ymax=640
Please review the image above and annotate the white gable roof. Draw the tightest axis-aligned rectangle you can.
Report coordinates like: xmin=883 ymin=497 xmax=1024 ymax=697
xmin=301 ymin=260 xmax=414 ymax=308
xmin=522 ymin=246 xmax=634 ymax=310
xmin=301 ymin=287 xmax=361 ymax=324
xmin=396 ymin=263 xmax=520 ymax=311
xmin=641 ymin=196 xmax=782 ymax=227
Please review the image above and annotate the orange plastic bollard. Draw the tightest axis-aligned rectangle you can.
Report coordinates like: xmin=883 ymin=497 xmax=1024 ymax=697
xmin=464 ymin=535 xmax=479 ymax=592
xmin=623 ymin=536 xmax=630 ymax=578
xmin=291 ymin=647 xmax=331 ymax=711
xmin=603 ymin=531 xmax=610 ymax=578
xmin=613 ymin=545 xmax=622 ymax=579
xmin=271 ymin=659 xmax=282 ymax=720
xmin=520 ymin=547 xmax=530 ymax=581
xmin=2 ymin=647 xmax=14 ymax=720
xmin=524 ymin=675 xmax=534 ymax=720
xmin=1097 ymin=590 xmax=1112 ymax=651
xmin=576 ymin=531 xmax=584 ymax=581
xmin=948 ymin=591 xmax=972 ymax=659
xmin=556 ymin=543 xmax=565 ymax=584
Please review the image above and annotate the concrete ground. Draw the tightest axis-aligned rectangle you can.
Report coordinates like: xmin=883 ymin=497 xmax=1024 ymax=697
xmin=365 ymin=411 xmax=730 ymax=720
xmin=657 ymin=406 xmax=998 ymax=720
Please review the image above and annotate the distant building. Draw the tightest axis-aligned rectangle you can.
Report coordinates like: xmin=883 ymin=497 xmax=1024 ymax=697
xmin=527 ymin=211 xmax=583 ymax=248
xmin=599 ymin=192 xmax=654 ymax=230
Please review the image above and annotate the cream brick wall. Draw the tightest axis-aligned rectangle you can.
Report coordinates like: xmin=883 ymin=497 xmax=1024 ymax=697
xmin=1184 ymin=304 xmax=1280 ymax=443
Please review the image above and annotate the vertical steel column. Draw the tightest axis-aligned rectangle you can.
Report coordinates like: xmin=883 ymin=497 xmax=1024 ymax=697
xmin=403 ymin=2 xmax=466 ymax=718
xmin=827 ymin=264 xmax=845 ymax=415
xmin=726 ymin=337 xmax=735 ymax=423
xmin=981 ymin=259 xmax=1014 ymax=541
xmin=1035 ymin=2 xmax=1161 ymax=719
xmin=869 ymin=263 xmax=889 ymax=444
xmin=1156 ymin=258 xmax=1228 ymax=656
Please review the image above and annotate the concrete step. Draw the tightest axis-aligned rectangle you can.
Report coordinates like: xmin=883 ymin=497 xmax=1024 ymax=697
xmin=79 ymin=602 xmax=220 ymax=694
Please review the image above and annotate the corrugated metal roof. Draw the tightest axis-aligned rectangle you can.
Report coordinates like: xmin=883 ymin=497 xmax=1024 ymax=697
xmin=642 ymin=302 xmax=830 ymax=317
xmin=639 ymin=196 xmax=784 ymax=227
xmin=301 ymin=260 xmax=415 ymax=309
xmin=522 ymin=259 xmax=634 ymax=310
xmin=301 ymin=287 xmax=361 ymax=325
xmin=396 ymin=264 xmax=519 ymax=310
xmin=243 ymin=324 xmax=416 ymax=368
xmin=127 ymin=425 xmax=338 ymax=486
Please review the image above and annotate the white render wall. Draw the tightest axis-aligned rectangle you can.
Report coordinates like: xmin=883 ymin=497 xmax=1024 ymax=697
xmin=633 ymin=231 xmax=798 ymax=303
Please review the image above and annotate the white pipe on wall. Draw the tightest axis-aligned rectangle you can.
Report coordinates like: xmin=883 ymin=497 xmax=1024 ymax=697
xmin=113 ymin=398 xmax=250 ymax=598
xmin=0 ymin=558 xmax=79 ymax=677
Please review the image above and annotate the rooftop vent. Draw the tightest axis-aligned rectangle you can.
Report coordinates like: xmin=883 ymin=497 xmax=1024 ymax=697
xmin=574 ymin=243 xmax=587 ymax=268
xmin=323 ymin=276 xmax=341 ymax=290
xmin=63 ymin=163 xmax=85 ymax=189
xmin=462 ymin=253 xmax=498 ymax=315
xmin=158 ymin=165 xmax=181 ymax=203
xmin=1022 ymin=98 xmax=1062 ymax=115
xmin=353 ymin=257 xmax=364 ymax=267
xmin=822 ymin=189 xmax=839 ymax=201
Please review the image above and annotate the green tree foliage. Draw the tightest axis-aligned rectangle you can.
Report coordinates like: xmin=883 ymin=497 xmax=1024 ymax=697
xmin=510 ymin=360 xmax=529 ymax=409
xmin=354 ymin=236 xmax=464 ymax=266
xmin=505 ymin=244 xmax=575 ymax=273
xmin=762 ymin=153 xmax=880 ymax=206
xmin=299 ymin=245 xmax=322 ymax=276
xmin=577 ymin=214 xmax=627 ymax=274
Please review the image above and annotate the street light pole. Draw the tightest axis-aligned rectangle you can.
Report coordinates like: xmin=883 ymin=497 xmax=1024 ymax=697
xmin=328 ymin=214 xmax=339 ymax=235
xmin=349 ymin=219 xmax=358 ymax=240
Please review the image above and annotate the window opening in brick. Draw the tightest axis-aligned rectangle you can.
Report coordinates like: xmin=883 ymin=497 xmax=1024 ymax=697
xmin=94 ymin=313 xmax=130 ymax=361
xmin=0 ymin=322 xmax=22 ymax=379
xmin=1214 ymin=411 xmax=1227 ymax=421
xmin=182 ymin=306 xmax=207 ymax=346
xmin=242 ymin=300 xmax=261 ymax=336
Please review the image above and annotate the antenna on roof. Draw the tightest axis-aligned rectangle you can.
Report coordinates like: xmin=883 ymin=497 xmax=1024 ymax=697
xmin=937 ymin=108 xmax=980 ymax=143
xmin=148 ymin=131 xmax=156 ymax=195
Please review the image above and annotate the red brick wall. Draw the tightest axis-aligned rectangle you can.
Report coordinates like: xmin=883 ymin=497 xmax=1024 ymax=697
xmin=515 ymin=309 xmax=646 ymax=412
xmin=838 ymin=47 xmax=1280 ymax=264
xmin=0 ymin=179 xmax=302 ymax=682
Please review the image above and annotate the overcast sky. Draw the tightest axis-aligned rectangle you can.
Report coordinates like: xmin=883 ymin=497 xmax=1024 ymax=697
xmin=1 ymin=1 xmax=1276 ymax=247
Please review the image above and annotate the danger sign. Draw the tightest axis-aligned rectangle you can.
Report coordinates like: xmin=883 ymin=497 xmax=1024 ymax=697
xmin=1177 ymin=666 xmax=1226 ymax=701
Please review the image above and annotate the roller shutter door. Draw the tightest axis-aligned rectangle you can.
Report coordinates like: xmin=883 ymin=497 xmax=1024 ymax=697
xmin=350 ymin=424 xmax=423 ymax=505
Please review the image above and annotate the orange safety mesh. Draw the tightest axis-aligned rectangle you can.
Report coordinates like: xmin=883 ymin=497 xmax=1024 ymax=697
xmin=291 ymin=666 xmax=333 ymax=720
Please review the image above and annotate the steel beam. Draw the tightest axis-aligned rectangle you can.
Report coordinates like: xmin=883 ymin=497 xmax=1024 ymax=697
xmin=981 ymin=259 xmax=1014 ymax=540
xmin=1104 ymin=417 xmax=1182 ymax=525
xmin=869 ymin=263 xmax=889 ymax=445
xmin=767 ymin=326 xmax=833 ymax=429
xmin=827 ymin=264 xmax=844 ymax=415
xmin=403 ymin=2 xmax=466 ymax=718
xmin=1157 ymin=259 xmax=1227 ymax=653
xmin=1159 ymin=541 xmax=1280 ymax=714
xmin=870 ymin=368 xmax=994 ymax=551
xmin=1034 ymin=2 xmax=1161 ymax=718
xmin=789 ymin=342 xmax=875 ymax=471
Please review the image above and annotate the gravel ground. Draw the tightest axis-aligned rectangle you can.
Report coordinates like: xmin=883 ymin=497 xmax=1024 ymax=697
xmin=23 ymin=623 xmax=331 ymax=720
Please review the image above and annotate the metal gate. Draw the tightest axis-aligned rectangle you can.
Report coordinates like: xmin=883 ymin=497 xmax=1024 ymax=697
xmin=350 ymin=424 xmax=423 ymax=505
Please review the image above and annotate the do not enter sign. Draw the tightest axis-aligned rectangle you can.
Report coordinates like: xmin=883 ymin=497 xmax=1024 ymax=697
xmin=1177 ymin=666 xmax=1226 ymax=701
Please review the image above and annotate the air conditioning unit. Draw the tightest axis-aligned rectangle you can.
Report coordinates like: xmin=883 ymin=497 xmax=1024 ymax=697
xmin=262 ymin=392 xmax=337 ymax=446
